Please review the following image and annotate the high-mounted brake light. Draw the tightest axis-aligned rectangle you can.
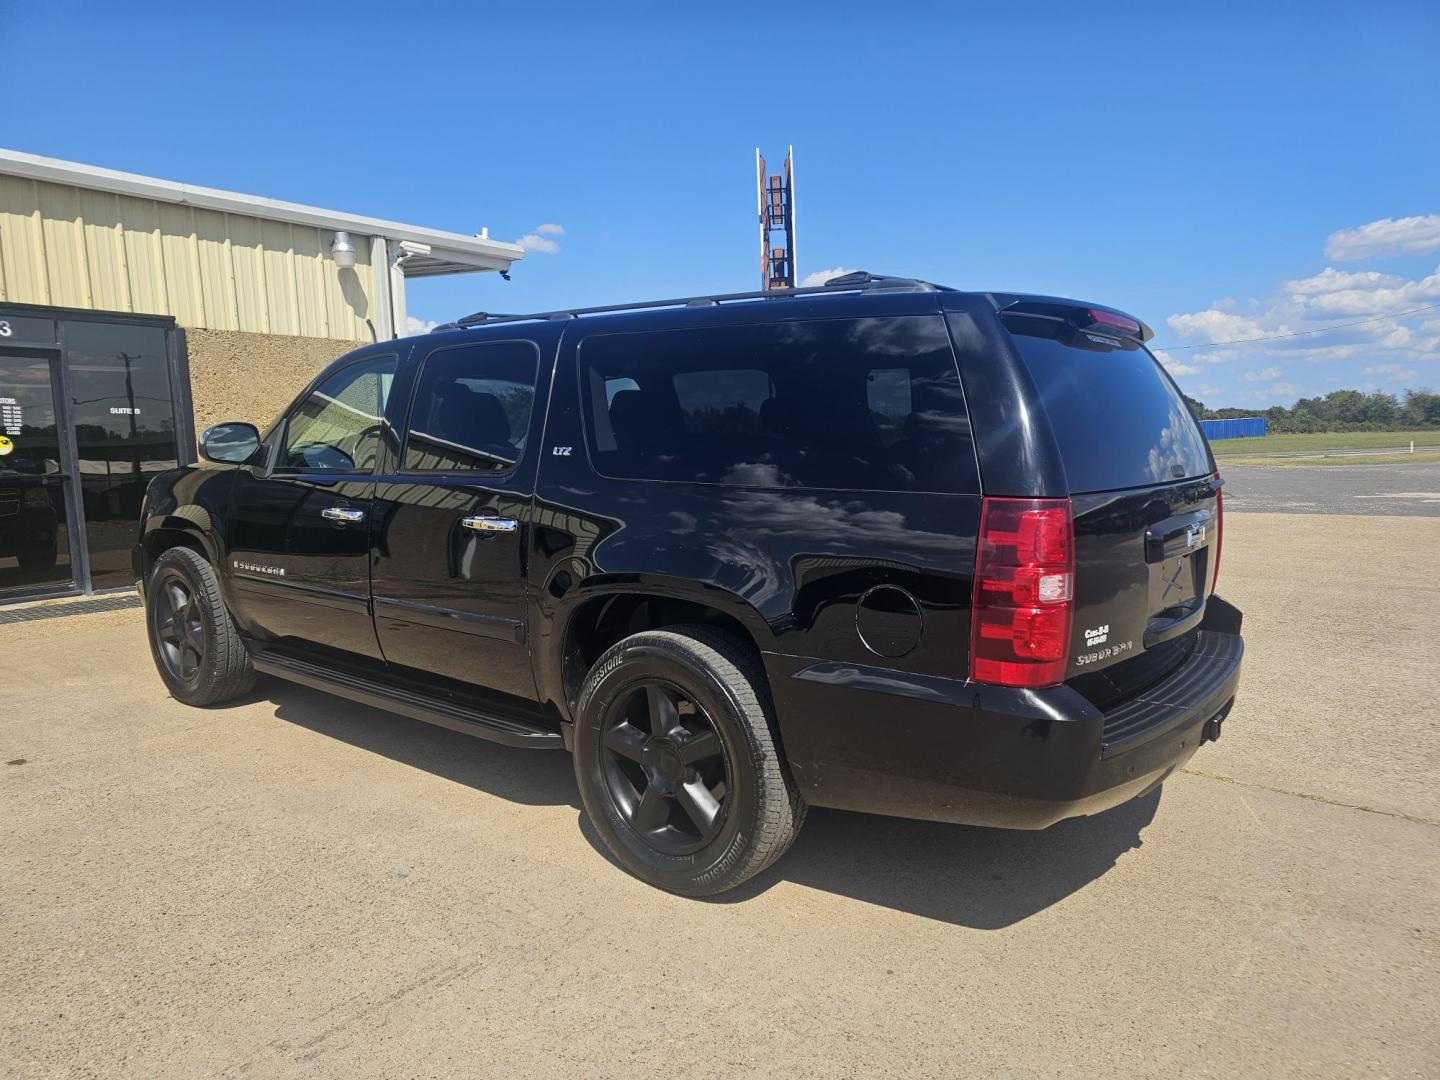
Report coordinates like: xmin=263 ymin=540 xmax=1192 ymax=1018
xmin=1212 ymin=476 xmax=1224 ymax=593
xmin=970 ymin=497 xmax=1075 ymax=688
xmin=1086 ymin=308 xmax=1142 ymax=336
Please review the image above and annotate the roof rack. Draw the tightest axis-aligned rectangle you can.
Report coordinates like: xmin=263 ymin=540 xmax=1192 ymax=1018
xmin=431 ymin=271 xmax=942 ymax=331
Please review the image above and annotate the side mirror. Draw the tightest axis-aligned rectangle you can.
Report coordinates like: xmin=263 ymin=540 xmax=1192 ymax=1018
xmin=200 ymin=422 xmax=261 ymax=464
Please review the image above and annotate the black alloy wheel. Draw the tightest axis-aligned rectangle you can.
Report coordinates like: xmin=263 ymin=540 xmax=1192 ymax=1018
xmin=145 ymin=546 xmax=255 ymax=706
xmin=573 ymin=625 xmax=805 ymax=896
xmin=599 ymin=679 xmax=730 ymax=856
xmin=154 ymin=576 xmax=206 ymax=682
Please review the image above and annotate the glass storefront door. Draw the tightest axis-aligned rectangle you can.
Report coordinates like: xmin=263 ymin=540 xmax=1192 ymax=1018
xmin=0 ymin=351 xmax=76 ymax=596
xmin=63 ymin=322 xmax=181 ymax=590
xmin=0 ymin=309 xmax=186 ymax=602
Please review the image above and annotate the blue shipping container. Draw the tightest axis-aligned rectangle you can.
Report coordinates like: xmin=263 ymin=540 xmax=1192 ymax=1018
xmin=1200 ymin=417 xmax=1267 ymax=440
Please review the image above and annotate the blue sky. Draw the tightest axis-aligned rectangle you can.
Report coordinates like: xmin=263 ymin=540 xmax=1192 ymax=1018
xmin=4 ymin=1 xmax=1438 ymax=409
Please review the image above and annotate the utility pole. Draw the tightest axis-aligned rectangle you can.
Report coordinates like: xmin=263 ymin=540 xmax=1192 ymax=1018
xmin=755 ymin=147 xmax=797 ymax=290
xmin=120 ymin=351 xmax=141 ymax=490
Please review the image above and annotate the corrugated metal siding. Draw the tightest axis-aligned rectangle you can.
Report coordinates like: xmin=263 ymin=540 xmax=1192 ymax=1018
xmin=1200 ymin=417 xmax=1267 ymax=440
xmin=0 ymin=176 xmax=376 ymax=341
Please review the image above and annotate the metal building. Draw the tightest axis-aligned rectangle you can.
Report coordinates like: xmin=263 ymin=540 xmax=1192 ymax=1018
xmin=1200 ymin=417 xmax=1267 ymax=440
xmin=0 ymin=148 xmax=523 ymax=603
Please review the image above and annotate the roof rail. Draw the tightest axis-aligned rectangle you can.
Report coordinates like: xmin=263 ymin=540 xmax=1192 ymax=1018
xmin=431 ymin=271 xmax=942 ymax=331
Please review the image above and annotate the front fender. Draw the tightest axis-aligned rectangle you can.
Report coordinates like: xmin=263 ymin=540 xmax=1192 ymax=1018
xmin=135 ymin=465 xmax=236 ymax=581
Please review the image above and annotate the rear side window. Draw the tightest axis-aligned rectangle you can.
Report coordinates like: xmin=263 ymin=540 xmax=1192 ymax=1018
xmin=579 ymin=316 xmax=978 ymax=493
xmin=1004 ymin=319 xmax=1211 ymax=493
xmin=403 ymin=341 xmax=538 ymax=472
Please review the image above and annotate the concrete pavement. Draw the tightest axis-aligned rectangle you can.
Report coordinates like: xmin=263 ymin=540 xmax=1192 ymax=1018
xmin=1220 ymin=459 xmax=1440 ymax=516
xmin=1 ymin=513 xmax=1436 ymax=1078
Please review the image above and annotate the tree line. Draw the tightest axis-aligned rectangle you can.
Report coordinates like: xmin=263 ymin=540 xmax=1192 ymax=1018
xmin=1182 ymin=388 xmax=1440 ymax=433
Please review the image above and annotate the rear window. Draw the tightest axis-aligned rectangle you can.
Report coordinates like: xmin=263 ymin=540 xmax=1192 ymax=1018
xmin=1004 ymin=318 xmax=1211 ymax=493
xmin=579 ymin=315 xmax=978 ymax=493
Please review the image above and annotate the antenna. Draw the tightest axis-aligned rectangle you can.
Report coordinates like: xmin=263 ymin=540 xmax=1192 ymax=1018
xmin=755 ymin=146 xmax=797 ymax=290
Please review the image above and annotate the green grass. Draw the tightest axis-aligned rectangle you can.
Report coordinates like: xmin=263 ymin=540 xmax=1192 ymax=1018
xmin=1210 ymin=430 xmax=1440 ymax=455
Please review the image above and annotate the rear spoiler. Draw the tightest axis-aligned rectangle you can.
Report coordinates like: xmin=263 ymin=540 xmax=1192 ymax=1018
xmin=986 ymin=294 xmax=1155 ymax=343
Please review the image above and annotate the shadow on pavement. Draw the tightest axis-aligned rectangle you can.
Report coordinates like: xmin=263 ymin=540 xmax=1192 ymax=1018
xmin=261 ymin=678 xmax=1159 ymax=929
xmin=727 ymin=793 xmax=1160 ymax=928
xmin=263 ymin=681 xmax=580 ymax=810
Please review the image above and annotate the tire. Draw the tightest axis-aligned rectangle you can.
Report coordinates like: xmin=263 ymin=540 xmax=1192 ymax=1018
xmin=145 ymin=546 xmax=256 ymax=706
xmin=573 ymin=625 xmax=805 ymax=896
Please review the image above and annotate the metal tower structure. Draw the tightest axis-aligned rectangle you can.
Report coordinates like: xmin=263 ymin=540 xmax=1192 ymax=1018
xmin=755 ymin=146 xmax=796 ymax=290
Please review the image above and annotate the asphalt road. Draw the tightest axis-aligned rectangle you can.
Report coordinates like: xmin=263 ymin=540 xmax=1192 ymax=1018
xmin=1221 ymin=459 xmax=1440 ymax=516
xmin=2 ymin=513 xmax=1437 ymax=1079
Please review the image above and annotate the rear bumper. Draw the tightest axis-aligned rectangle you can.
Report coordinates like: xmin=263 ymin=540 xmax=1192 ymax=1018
xmin=766 ymin=598 xmax=1244 ymax=830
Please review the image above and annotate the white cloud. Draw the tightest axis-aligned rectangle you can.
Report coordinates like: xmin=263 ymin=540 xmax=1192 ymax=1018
xmin=514 ymin=223 xmax=564 ymax=254
xmin=1152 ymin=349 xmax=1202 ymax=376
xmin=1324 ymin=215 xmax=1440 ymax=261
xmin=1166 ymin=308 xmax=1276 ymax=345
xmin=404 ymin=316 xmax=438 ymax=335
xmin=1379 ymin=325 xmax=1413 ymax=348
xmin=516 ymin=233 xmax=560 ymax=254
xmin=1163 ymin=260 xmax=1440 ymax=369
xmin=1241 ymin=366 xmax=1283 ymax=382
xmin=1282 ymin=264 xmax=1440 ymax=317
xmin=800 ymin=266 xmax=858 ymax=287
xmin=1282 ymin=268 xmax=1403 ymax=296
xmin=1364 ymin=363 xmax=1419 ymax=381
xmin=1244 ymin=382 xmax=1300 ymax=402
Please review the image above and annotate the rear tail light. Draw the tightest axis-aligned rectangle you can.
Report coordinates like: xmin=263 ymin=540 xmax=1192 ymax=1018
xmin=1212 ymin=476 xmax=1224 ymax=593
xmin=970 ymin=497 xmax=1075 ymax=688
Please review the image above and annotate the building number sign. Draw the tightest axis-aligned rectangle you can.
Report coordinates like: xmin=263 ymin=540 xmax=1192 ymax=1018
xmin=0 ymin=320 xmax=12 ymax=337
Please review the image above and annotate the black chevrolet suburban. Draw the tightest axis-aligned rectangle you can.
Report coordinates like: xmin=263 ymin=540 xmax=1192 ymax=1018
xmin=135 ymin=272 xmax=1243 ymax=896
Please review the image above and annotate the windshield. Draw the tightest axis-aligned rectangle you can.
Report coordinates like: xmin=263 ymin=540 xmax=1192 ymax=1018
xmin=1004 ymin=318 xmax=1212 ymax=494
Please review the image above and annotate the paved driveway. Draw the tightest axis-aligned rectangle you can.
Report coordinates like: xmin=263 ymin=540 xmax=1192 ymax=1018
xmin=2 ymin=513 xmax=1436 ymax=1078
xmin=1221 ymin=459 xmax=1440 ymax=516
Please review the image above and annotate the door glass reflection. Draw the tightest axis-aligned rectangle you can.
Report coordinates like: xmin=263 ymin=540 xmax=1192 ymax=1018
xmin=64 ymin=322 xmax=180 ymax=589
xmin=0 ymin=353 xmax=74 ymax=594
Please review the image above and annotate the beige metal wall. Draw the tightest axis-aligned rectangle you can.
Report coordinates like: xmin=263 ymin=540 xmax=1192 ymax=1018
xmin=0 ymin=175 xmax=378 ymax=342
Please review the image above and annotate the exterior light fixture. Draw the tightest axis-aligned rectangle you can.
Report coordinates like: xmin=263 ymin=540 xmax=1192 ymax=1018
xmin=330 ymin=230 xmax=357 ymax=269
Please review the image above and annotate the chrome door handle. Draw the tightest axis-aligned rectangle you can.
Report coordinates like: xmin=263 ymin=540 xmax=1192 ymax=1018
xmin=462 ymin=516 xmax=517 ymax=533
xmin=321 ymin=506 xmax=366 ymax=524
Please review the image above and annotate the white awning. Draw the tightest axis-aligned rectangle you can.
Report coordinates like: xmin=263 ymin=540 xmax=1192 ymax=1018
xmin=0 ymin=147 xmax=524 ymax=277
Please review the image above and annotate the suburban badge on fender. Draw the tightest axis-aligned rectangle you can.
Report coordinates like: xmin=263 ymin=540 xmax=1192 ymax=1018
xmin=233 ymin=560 xmax=285 ymax=576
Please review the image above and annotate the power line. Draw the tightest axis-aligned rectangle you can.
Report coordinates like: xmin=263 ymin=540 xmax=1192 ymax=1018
xmin=1153 ymin=302 xmax=1440 ymax=351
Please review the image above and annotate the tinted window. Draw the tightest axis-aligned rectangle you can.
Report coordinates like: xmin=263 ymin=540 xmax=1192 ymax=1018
xmin=282 ymin=354 xmax=396 ymax=471
xmin=63 ymin=322 xmax=180 ymax=588
xmin=580 ymin=316 xmax=977 ymax=493
xmin=404 ymin=342 xmax=538 ymax=472
xmin=1004 ymin=319 xmax=1211 ymax=493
